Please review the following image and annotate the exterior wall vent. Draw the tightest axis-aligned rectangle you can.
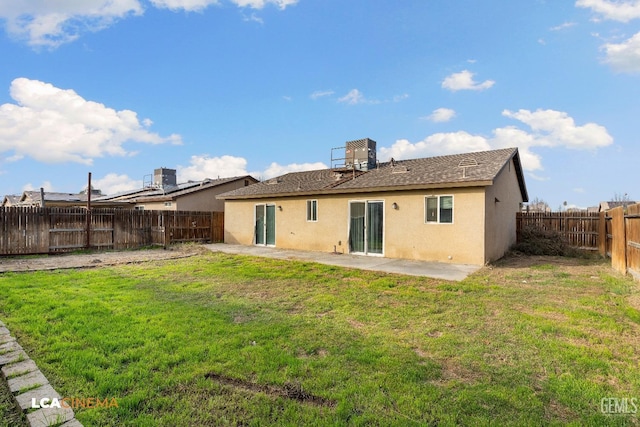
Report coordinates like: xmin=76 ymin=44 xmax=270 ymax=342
xmin=391 ymin=165 xmax=409 ymax=174
xmin=458 ymin=158 xmax=478 ymax=168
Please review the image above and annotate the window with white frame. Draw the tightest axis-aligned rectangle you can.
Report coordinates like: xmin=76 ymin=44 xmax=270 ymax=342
xmin=425 ymin=195 xmax=453 ymax=223
xmin=306 ymin=200 xmax=318 ymax=222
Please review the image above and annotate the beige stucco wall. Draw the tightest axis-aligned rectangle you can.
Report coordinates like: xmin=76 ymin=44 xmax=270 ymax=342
xmin=484 ymin=158 xmax=525 ymax=262
xmin=224 ymin=187 xmax=489 ymax=265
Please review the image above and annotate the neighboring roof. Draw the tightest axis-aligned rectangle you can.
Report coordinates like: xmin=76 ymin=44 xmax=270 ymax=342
xmin=2 ymin=195 xmax=21 ymax=206
xmin=599 ymin=201 xmax=637 ymax=212
xmin=219 ymin=148 xmax=528 ymax=201
xmin=21 ymin=191 xmax=89 ymax=203
xmin=97 ymin=175 xmax=258 ymax=203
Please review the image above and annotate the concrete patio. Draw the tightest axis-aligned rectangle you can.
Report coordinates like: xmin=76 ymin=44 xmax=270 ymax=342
xmin=205 ymin=243 xmax=481 ymax=281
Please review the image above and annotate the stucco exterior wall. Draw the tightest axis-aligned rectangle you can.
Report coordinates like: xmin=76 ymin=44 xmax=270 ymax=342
xmin=484 ymin=158 xmax=524 ymax=262
xmin=224 ymin=187 xmax=488 ymax=265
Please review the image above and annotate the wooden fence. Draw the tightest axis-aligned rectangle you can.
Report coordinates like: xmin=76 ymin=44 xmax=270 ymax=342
xmin=517 ymin=207 xmax=640 ymax=282
xmin=0 ymin=207 xmax=224 ymax=256
xmin=600 ymin=204 xmax=640 ymax=281
xmin=516 ymin=211 xmax=600 ymax=250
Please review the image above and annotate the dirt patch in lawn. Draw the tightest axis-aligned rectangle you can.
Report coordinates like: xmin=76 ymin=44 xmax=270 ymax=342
xmin=485 ymin=252 xmax=616 ymax=285
xmin=204 ymin=372 xmax=336 ymax=407
xmin=0 ymin=244 xmax=207 ymax=273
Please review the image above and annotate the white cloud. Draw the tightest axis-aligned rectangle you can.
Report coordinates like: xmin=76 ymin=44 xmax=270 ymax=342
xmin=379 ymin=132 xmax=490 ymax=161
xmin=603 ymin=31 xmax=640 ymax=73
xmin=178 ymin=154 xmax=250 ymax=181
xmin=338 ymin=89 xmax=371 ymax=105
xmin=262 ymin=161 xmax=327 ymax=178
xmin=0 ymin=0 xmax=143 ymax=48
xmin=177 ymin=154 xmax=326 ymax=181
xmin=149 ymin=0 xmax=219 ymax=12
xmin=242 ymin=12 xmax=264 ymax=24
xmin=310 ymin=90 xmax=335 ymax=100
xmin=576 ymin=0 xmax=640 ymax=23
xmin=392 ymin=93 xmax=409 ymax=102
xmin=232 ymin=0 xmax=298 ymax=10
xmin=441 ymin=70 xmax=495 ymax=92
xmin=426 ymin=108 xmax=456 ymax=123
xmin=92 ymin=173 xmax=142 ymax=195
xmin=336 ymin=89 xmax=407 ymax=104
xmin=379 ymin=109 xmax=612 ymax=172
xmin=23 ymin=181 xmax=54 ymax=192
xmin=528 ymin=173 xmax=551 ymax=181
xmin=502 ymin=109 xmax=613 ymax=149
xmin=0 ymin=78 xmax=181 ymax=165
xmin=151 ymin=0 xmax=297 ymax=10
xmin=0 ymin=0 xmax=297 ymax=48
xmin=550 ymin=22 xmax=577 ymax=31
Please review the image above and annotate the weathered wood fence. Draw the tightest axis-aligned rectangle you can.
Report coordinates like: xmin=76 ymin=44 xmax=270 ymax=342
xmin=516 ymin=211 xmax=600 ymax=250
xmin=600 ymin=204 xmax=640 ymax=281
xmin=517 ymin=206 xmax=640 ymax=282
xmin=0 ymin=207 xmax=224 ymax=256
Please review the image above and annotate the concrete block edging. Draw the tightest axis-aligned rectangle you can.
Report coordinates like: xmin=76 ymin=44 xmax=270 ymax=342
xmin=0 ymin=320 xmax=83 ymax=427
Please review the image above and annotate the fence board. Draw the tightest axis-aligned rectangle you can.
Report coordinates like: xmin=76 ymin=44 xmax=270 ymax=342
xmin=609 ymin=207 xmax=627 ymax=274
xmin=516 ymin=212 xmax=600 ymax=250
xmin=0 ymin=207 xmax=224 ymax=256
xmin=626 ymin=203 xmax=640 ymax=281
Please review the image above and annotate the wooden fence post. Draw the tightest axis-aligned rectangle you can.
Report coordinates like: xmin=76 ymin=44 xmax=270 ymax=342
xmin=163 ymin=211 xmax=170 ymax=249
xmin=598 ymin=211 xmax=606 ymax=257
xmin=626 ymin=203 xmax=640 ymax=282
xmin=610 ymin=207 xmax=627 ymax=275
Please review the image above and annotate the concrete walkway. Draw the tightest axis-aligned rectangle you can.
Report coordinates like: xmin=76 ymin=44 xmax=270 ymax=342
xmin=204 ymin=244 xmax=481 ymax=281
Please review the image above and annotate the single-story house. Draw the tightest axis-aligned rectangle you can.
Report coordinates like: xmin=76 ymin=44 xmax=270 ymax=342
xmin=218 ymin=139 xmax=528 ymax=266
xmin=1 ymin=195 xmax=21 ymax=207
xmin=5 ymin=190 xmax=124 ymax=208
xmin=2 ymin=189 xmax=129 ymax=209
xmin=97 ymin=169 xmax=258 ymax=211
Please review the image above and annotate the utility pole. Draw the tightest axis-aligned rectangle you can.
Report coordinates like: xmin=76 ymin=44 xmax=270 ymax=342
xmin=86 ymin=172 xmax=92 ymax=250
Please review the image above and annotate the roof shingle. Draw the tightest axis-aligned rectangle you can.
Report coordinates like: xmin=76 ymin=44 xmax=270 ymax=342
xmin=219 ymin=148 xmax=527 ymax=200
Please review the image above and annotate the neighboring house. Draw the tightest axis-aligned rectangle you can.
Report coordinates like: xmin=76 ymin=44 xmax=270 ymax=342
xmin=17 ymin=191 xmax=87 ymax=207
xmin=2 ymin=191 xmax=130 ymax=208
xmin=599 ymin=201 xmax=637 ymax=212
xmin=219 ymin=139 xmax=528 ymax=266
xmin=1 ymin=195 xmax=21 ymax=207
xmin=97 ymin=168 xmax=258 ymax=211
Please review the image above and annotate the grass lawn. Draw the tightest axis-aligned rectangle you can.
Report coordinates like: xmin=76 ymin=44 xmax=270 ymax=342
xmin=0 ymin=252 xmax=639 ymax=426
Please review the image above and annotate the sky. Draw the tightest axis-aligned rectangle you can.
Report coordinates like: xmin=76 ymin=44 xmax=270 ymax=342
xmin=0 ymin=0 xmax=639 ymax=209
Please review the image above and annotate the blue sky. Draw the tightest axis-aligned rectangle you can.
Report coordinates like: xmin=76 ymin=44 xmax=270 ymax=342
xmin=0 ymin=0 xmax=638 ymax=209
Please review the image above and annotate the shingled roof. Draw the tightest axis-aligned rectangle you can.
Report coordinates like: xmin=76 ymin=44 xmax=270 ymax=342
xmin=219 ymin=148 xmax=528 ymax=201
xmin=97 ymin=175 xmax=256 ymax=202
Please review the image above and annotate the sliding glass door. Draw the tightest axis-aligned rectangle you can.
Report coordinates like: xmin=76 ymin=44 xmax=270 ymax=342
xmin=367 ymin=201 xmax=383 ymax=254
xmin=255 ymin=204 xmax=275 ymax=246
xmin=349 ymin=201 xmax=383 ymax=255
